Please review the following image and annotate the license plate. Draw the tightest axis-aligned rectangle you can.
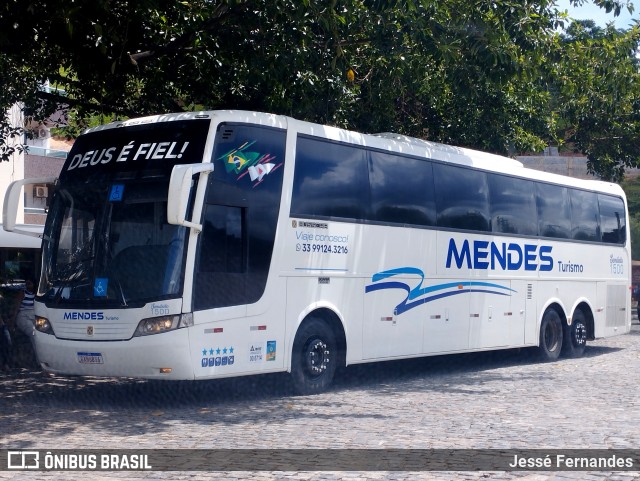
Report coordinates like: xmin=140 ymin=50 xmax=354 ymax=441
xmin=77 ymin=352 xmax=104 ymax=364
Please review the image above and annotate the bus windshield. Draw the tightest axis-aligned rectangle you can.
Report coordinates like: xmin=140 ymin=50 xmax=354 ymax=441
xmin=40 ymin=179 xmax=188 ymax=307
xmin=38 ymin=117 xmax=211 ymax=307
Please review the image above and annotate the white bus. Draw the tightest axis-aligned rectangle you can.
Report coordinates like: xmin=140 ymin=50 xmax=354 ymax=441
xmin=0 ymin=224 xmax=43 ymax=283
xmin=3 ymin=111 xmax=631 ymax=394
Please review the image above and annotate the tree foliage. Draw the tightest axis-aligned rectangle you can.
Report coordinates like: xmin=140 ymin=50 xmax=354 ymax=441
xmin=0 ymin=0 xmax=638 ymax=179
xmin=622 ymin=175 xmax=640 ymax=259
xmin=553 ymin=18 xmax=640 ymax=181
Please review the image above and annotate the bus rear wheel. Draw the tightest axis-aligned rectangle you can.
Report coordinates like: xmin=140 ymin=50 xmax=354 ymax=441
xmin=538 ymin=307 xmax=563 ymax=361
xmin=562 ymin=309 xmax=588 ymax=358
xmin=290 ymin=318 xmax=337 ymax=395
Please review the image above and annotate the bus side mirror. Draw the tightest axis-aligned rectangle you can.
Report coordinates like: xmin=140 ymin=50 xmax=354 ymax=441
xmin=3 ymin=177 xmax=57 ymax=237
xmin=167 ymin=163 xmax=213 ymax=232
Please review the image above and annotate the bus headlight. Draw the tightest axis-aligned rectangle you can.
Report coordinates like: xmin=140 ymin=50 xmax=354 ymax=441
xmin=134 ymin=313 xmax=192 ymax=336
xmin=35 ymin=316 xmax=55 ymax=335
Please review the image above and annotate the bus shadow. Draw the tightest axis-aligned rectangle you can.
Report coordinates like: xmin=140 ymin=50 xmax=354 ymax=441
xmin=0 ymin=343 xmax=624 ymax=441
xmin=1 ymin=343 xmax=623 ymax=405
xmin=333 ymin=344 xmax=622 ymax=393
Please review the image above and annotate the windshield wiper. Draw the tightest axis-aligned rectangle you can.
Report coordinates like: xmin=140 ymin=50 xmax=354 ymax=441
xmin=50 ymin=256 xmax=94 ymax=304
xmin=51 ymin=271 xmax=88 ymax=304
xmin=113 ymin=277 xmax=128 ymax=307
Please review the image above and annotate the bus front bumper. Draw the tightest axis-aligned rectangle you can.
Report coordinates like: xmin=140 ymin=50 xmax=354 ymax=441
xmin=33 ymin=328 xmax=195 ymax=380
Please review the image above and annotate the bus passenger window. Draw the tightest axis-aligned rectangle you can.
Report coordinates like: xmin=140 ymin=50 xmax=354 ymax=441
xmin=434 ymin=163 xmax=490 ymax=232
xmin=536 ymin=183 xmax=571 ymax=239
xmin=488 ymin=174 xmax=537 ymax=236
xmin=291 ymin=136 xmax=369 ymax=221
xmin=570 ymin=189 xmax=600 ymax=242
xmin=599 ymin=194 xmax=626 ymax=244
xmin=369 ymin=152 xmax=436 ymax=227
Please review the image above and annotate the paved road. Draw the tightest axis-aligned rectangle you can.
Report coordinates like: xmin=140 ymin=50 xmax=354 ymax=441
xmin=1 ymin=323 xmax=639 ymax=481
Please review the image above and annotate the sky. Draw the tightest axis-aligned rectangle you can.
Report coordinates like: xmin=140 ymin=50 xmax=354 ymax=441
xmin=555 ymin=0 xmax=637 ymax=28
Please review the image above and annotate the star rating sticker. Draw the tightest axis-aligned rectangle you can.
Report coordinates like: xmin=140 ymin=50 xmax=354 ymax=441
xmin=201 ymin=348 xmax=207 ymax=356
xmin=209 ymin=348 xmax=214 ymax=356
xmin=229 ymin=346 xmax=234 ymax=354
xmin=223 ymin=347 xmax=228 ymax=354
xmin=216 ymin=348 xmax=221 ymax=355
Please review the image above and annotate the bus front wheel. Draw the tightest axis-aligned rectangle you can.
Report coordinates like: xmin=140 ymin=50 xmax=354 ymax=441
xmin=538 ymin=307 xmax=563 ymax=361
xmin=290 ymin=318 xmax=337 ymax=395
xmin=562 ymin=309 xmax=588 ymax=358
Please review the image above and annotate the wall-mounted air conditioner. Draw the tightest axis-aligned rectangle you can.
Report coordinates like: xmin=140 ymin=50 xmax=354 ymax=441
xmin=32 ymin=128 xmax=49 ymax=139
xmin=35 ymin=185 xmax=48 ymax=198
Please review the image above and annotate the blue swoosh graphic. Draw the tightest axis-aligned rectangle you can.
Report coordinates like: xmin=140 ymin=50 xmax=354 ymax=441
xmin=365 ymin=267 xmax=516 ymax=315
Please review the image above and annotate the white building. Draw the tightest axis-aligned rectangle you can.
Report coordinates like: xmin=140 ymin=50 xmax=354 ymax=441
xmin=0 ymin=100 xmax=69 ymax=281
xmin=1 ymin=99 xmax=69 ymax=225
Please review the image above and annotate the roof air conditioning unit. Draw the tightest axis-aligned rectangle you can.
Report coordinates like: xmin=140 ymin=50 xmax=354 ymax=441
xmin=35 ymin=185 xmax=48 ymax=198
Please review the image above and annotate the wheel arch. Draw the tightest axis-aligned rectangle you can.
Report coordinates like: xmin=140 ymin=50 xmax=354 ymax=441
xmin=287 ymin=303 xmax=347 ymax=372
xmin=539 ymin=299 xmax=567 ymax=338
xmin=571 ymin=300 xmax=595 ymax=341
xmin=538 ymin=301 xmax=566 ymax=361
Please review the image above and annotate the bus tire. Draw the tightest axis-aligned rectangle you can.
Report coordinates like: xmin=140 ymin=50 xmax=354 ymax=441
xmin=538 ymin=307 xmax=563 ymax=361
xmin=290 ymin=318 xmax=337 ymax=395
xmin=562 ymin=309 xmax=588 ymax=358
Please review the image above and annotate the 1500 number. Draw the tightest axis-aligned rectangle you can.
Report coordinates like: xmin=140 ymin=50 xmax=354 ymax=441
xmin=297 ymin=243 xmax=349 ymax=254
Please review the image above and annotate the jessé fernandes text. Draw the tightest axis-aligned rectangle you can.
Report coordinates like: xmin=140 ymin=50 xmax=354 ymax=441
xmin=509 ymin=454 xmax=634 ymax=469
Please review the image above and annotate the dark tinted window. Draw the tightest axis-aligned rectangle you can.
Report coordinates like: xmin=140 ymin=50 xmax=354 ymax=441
xmin=289 ymin=133 xmax=627 ymax=247
xmin=195 ymin=123 xmax=286 ymax=310
xmin=434 ymin=163 xmax=490 ymax=231
xmin=199 ymin=206 xmax=244 ymax=274
xmin=291 ymin=136 xmax=369 ymax=220
xmin=537 ymin=183 xmax=571 ymax=239
xmin=599 ymin=194 xmax=626 ymax=244
xmin=196 ymin=205 xmax=246 ymax=308
xmin=369 ymin=151 xmax=436 ymax=226
xmin=489 ymin=174 xmax=537 ymax=235
xmin=570 ymin=189 xmax=600 ymax=242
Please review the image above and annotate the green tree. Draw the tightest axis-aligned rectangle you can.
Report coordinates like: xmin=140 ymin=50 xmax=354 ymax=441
xmin=629 ymin=215 xmax=640 ymax=260
xmin=343 ymin=0 xmax=557 ymax=153
xmin=621 ymin=176 xmax=640 ymax=259
xmin=0 ymin=0 xmax=636 ymax=173
xmin=552 ymin=17 xmax=640 ymax=181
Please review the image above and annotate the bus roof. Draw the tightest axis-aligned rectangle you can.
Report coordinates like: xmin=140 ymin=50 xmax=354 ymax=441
xmin=81 ymin=110 xmax=625 ymax=198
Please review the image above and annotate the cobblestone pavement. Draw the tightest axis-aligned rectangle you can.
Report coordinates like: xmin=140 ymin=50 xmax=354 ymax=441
xmin=1 ymin=323 xmax=639 ymax=481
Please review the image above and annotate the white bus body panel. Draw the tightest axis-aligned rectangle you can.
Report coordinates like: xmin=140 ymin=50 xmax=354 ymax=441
xmin=188 ymin=291 xmax=288 ymax=380
xmin=35 ymin=327 xmax=194 ymax=379
xmin=281 ymin=215 xmax=630 ymax=365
